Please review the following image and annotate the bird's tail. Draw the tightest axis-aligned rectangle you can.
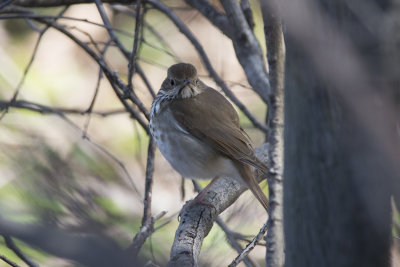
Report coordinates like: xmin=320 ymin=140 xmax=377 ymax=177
xmin=236 ymin=162 xmax=269 ymax=212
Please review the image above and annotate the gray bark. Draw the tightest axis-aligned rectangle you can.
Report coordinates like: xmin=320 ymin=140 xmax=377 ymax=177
xmin=220 ymin=0 xmax=271 ymax=104
xmin=262 ymin=0 xmax=286 ymax=266
xmin=282 ymin=0 xmax=398 ymax=266
xmin=168 ymin=144 xmax=269 ymax=267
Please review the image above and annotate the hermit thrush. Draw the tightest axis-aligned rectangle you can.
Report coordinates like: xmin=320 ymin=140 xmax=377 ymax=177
xmin=149 ymin=63 xmax=268 ymax=211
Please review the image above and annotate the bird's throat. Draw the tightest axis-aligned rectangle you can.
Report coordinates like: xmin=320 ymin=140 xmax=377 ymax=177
xmin=177 ymin=85 xmax=201 ymax=99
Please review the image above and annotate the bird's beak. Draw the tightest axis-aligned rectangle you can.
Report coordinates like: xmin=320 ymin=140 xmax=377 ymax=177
xmin=178 ymin=79 xmax=191 ymax=94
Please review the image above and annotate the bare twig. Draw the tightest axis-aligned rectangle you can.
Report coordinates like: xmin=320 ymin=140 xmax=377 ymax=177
xmin=188 ymin=0 xmax=271 ymax=110
xmin=83 ymin=37 xmax=116 ymax=134
xmin=142 ymin=137 xmax=155 ymax=225
xmin=127 ymin=138 xmax=156 ymax=259
xmin=216 ymin=218 xmax=257 ymax=267
xmin=240 ymin=0 xmax=254 ymax=29
xmin=0 ymin=6 xmax=68 ymax=120
xmin=127 ymin=0 xmax=143 ymax=92
xmin=0 ymin=12 xmax=133 ymax=37
xmin=0 ymin=254 xmax=20 ymax=267
xmin=0 ymin=99 xmax=127 ymax=117
xmin=94 ymin=0 xmax=150 ymax=119
xmin=83 ymin=59 xmax=106 ymax=134
xmin=3 ymin=235 xmax=38 ymax=267
xmin=0 ymin=98 xmax=142 ymax=196
xmin=0 ymin=0 xmax=16 ymax=9
xmin=229 ymin=221 xmax=268 ymax=267
xmin=38 ymin=17 xmax=150 ymax=132
xmin=184 ymin=0 xmax=232 ymax=38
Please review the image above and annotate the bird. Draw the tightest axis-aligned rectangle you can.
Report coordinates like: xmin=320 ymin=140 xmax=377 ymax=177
xmin=149 ymin=63 xmax=269 ymax=212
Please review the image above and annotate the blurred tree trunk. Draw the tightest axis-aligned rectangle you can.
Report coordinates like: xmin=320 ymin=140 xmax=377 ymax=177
xmin=283 ymin=0 xmax=398 ymax=266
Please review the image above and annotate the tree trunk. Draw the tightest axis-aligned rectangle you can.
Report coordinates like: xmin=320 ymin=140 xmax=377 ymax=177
xmin=283 ymin=0 xmax=397 ymax=266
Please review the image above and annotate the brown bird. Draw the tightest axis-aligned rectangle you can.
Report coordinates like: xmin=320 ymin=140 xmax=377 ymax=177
xmin=149 ymin=63 xmax=268 ymax=212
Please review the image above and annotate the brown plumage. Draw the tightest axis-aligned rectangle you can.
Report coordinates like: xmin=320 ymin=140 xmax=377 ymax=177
xmin=150 ymin=63 xmax=269 ymax=211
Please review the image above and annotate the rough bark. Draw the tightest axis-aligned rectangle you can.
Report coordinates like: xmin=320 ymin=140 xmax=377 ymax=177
xmin=261 ymin=0 xmax=285 ymax=266
xmin=168 ymin=144 xmax=269 ymax=267
xmin=282 ymin=0 xmax=398 ymax=266
xmin=220 ymin=0 xmax=271 ymax=104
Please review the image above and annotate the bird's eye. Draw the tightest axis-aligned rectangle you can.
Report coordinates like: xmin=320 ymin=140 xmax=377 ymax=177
xmin=170 ymin=79 xmax=175 ymax=86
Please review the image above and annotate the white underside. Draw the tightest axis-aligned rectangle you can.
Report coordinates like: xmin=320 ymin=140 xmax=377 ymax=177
xmin=150 ymin=107 xmax=242 ymax=181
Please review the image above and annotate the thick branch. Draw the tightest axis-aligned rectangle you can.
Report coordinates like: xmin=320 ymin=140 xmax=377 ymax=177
xmin=184 ymin=0 xmax=232 ymax=38
xmin=168 ymin=144 xmax=269 ymax=267
xmin=220 ymin=0 xmax=271 ymax=104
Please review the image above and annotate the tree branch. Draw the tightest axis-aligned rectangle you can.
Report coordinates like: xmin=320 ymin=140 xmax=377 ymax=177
xmin=220 ymin=0 xmax=271 ymax=104
xmin=0 ymin=253 xmax=20 ymax=267
xmin=127 ymin=0 xmax=143 ymax=92
xmin=3 ymin=235 xmax=38 ymax=267
xmin=127 ymin=138 xmax=156 ymax=260
xmin=168 ymin=144 xmax=269 ymax=267
xmin=184 ymin=0 xmax=232 ymax=38
xmin=261 ymin=0 xmax=286 ymax=266
xmin=229 ymin=221 xmax=268 ymax=267
xmin=191 ymin=181 xmax=256 ymax=267
xmin=93 ymin=0 xmax=150 ymax=120
xmin=0 ymin=99 xmax=127 ymax=116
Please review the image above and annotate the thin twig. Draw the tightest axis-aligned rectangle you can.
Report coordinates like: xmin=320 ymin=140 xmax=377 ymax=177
xmin=0 ymin=6 xmax=68 ymax=120
xmin=0 ymin=254 xmax=20 ymax=267
xmin=3 ymin=235 xmax=38 ymax=267
xmin=240 ymin=0 xmax=254 ymax=29
xmin=0 ymin=13 xmax=132 ymax=36
xmin=83 ymin=39 xmax=114 ymax=134
xmin=0 ymin=0 xmax=16 ymax=10
xmin=0 ymin=99 xmax=127 ymax=116
xmin=229 ymin=221 xmax=268 ymax=267
xmin=35 ymin=17 xmax=150 ymax=132
xmin=0 ymin=98 xmax=142 ymax=196
xmin=142 ymin=137 xmax=155 ymax=225
xmin=184 ymin=0 xmax=232 ymax=38
xmin=1 ymin=4 xmax=155 ymax=100
xmin=94 ymin=0 xmax=150 ymax=119
xmin=127 ymin=0 xmax=143 ymax=92
xmin=127 ymin=138 xmax=156 ymax=259
xmin=216 ymin=218 xmax=258 ymax=267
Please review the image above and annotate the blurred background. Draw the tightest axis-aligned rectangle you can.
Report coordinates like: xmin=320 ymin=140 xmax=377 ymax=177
xmin=0 ymin=1 xmax=270 ymax=266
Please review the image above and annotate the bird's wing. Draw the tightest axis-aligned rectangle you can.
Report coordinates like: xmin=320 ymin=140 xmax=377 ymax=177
xmin=169 ymin=87 xmax=266 ymax=172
